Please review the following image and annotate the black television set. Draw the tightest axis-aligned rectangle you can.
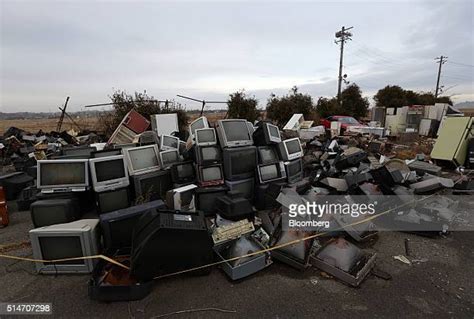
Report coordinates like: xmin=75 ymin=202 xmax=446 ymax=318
xmin=253 ymin=122 xmax=281 ymax=146
xmin=195 ymin=145 xmax=222 ymax=165
xmin=132 ymin=169 xmax=173 ymax=203
xmin=197 ymin=164 xmax=224 ymax=187
xmin=225 ymin=177 xmax=255 ymax=201
xmin=91 ymin=149 xmax=122 ymax=158
xmin=96 ymin=187 xmax=131 ymax=214
xmin=285 ymin=158 xmax=303 ymax=184
xmin=62 ymin=146 xmax=95 ymax=158
xmin=30 ymin=198 xmax=80 ymax=228
xmin=99 ymin=200 xmax=166 ymax=250
xmin=216 ymin=190 xmax=254 ymax=221
xmin=257 ymin=161 xmax=286 ymax=184
xmin=171 ymin=161 xmax=196 ymax=185
xmin=195 ymin=186 xmax=228 ymax=216
xmin=222 ymin=146 xmax=257 ymax=181
xmin=257 ymin=146 xmax=280 ymax=164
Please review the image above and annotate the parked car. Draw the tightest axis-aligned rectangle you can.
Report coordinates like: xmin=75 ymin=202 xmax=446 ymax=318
xmin=320 ymin=116 xmax=365 ymax=130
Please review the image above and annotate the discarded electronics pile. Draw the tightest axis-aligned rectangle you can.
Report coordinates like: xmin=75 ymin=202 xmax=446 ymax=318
xmin=3 ymin=113 xmax=466 ymax=302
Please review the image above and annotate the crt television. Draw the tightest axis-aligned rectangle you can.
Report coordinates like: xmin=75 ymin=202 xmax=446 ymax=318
xmin=222 ymin=146 xmax=257 ymax=181
xmin=89 ymin=155 xmax=129 ymax=192
xmin=99 ymin=200 xmax=166 ymax=250
xmin=62 ymin=146 xmax=95 ymax=158
xmin=257 ymin=146 xmax=280 ymax=164
xmin=122 ymin=145 xmax=161 ymax=176
xmin=160 ymin=135 xmax=180 ymax=151
xmin=195 ymin=128 xmax=217 ymax=146
xmin=166 ymin=184 xmax=198 ymax=210
xmin=277 ymin=138 xmax=303 ymax=161
xmin=197 ymin=164 xmax=224 ymax=186
xmin=29 ymin=219 xmax=100 ymax=274
xmin=96 ymin=187 xmax=131 ymax=214
xmin=132 ymin=169 xmax=173 ymax=202
xmin=189 ymin=116 xmax=209 ymax=136
xmin=285 ymin=158 xmax=303 ymax=184
xmin=159 ymin=150 xmax=181 ymax=168
xmin=195 ymin=145 xmax=222 ymax=165
xmin=30 ymin=198 xmax=79 ymax=228
xmin=257 ymin=161 xmax=286 ymax=184
xmin=195 ymin=186 xmax=228 ymax=216
xmin=253 ymin=122 xmax=281 ymax=145
xmin=225 ymin=177 xmax=255 ymax=201
xmin=171 ymin=161 xmax=196 ymax=185
xmin=91 ymin=149 xmax=122 ymax=158
xmin=37 ymin=159 xmax=89 ymax=193
xmin=216 ymin=119 xmax=254 ymax=148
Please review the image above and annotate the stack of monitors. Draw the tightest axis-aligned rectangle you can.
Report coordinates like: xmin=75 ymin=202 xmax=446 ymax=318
xmin=194 ymin=127 xmax=225 ymax=188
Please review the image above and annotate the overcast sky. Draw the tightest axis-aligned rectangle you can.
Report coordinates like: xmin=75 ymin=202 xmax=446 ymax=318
xmin=1 ymin=0 xmax=473 ymax=112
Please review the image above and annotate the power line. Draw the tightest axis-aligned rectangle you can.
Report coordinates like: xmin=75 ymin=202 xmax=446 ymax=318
xmin=434 ymin=55 xmax=447 ymax=99
xmin=448 ymin=61 xmax=474 ymax=68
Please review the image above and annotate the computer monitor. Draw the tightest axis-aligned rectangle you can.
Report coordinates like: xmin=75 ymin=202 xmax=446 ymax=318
xmin=257 ymin=146 xmax=280 ymax=164
xmin=122 ymin=145 xmax=161 ymax=176
xmin=89 ymin=155 xmax=129 ymax=192
xmin=189 ymin=116 xmax=209 ymax=136
xmin=91 ymin=149 xmax=122 ymax=158
xmin=285 ymin=158 xmax=303 ymax=184
xmin=195 ymin=128 xmax=217 ymax=146
xmin=222 ymin=146 xmax=257 ymax=181
xmin=160 ymin=135 xmax=180 ymax=151
xmin=197 ymin=164 xmax=224 ymax=187
xmin=166 ymin=184 xmax=198 ymax=210
xmin=132 ymin=169 xmax=172 ymax=203
xmin=29 ymin=219 xmax=100 ymax=274
xmin=253 ymin=122 xmax=281 ymax=145
xmin=171 ymin=161 xmax=196 ymax=185
xmin=277 ymin=137 xmax=303 ymax=161
xmin=159 ymin=150 xmax=180 ymax=168
xmin=195 ymin=145 xmax=222 ymax=165
xmin=225 ymin=178 xmax=255 ymax=200
xmin=100 ymin=200 xmax=166 ymax=250
xmin=96 ymin=187 xmax=131 ymax=214
xmin=216 ymin=119 xmax=254 ymax=148
xmin=37 ymin=159 xmax=89 ymax=193
xmin=195 ymin=186 xmax=228 ymax=216
xmin=257 ymin=161 xmax=286 ymax=184
xmin=62 ymin=146 xmax=95 ymax=158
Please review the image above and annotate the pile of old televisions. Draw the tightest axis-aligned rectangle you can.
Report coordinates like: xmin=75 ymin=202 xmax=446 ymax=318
xmin=24 ymin=116 xmax=307 ymax=301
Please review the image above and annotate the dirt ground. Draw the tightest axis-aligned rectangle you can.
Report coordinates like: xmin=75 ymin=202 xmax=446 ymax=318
xmin=0 ymin=118 xmax=100 ymax=135
xmin=1 ymin=201 xmax=473 ymax=319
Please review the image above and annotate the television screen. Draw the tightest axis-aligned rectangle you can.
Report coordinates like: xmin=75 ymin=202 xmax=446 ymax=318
xmin=258 ymin=147 xmax=278 ymax=163
xmin=196 ymin=129 xmax=216 ymax=144
xmin=128 ymin=147 xmax=159 ymax=171
xmin=161 ymin=151 xmax=179 ymax=165
xmin=286 ymin=139 xmax=302 ymax=154
xmin=260 ymin=164 xmax=279 ymax=181
xmin=190 ymin=117 xmax=207 ymax=135
xmin=180 ymin=190 xmax=194 ymax=208
xmin=230 ymin=152 xmax=256 ymax=175
xmin=200 ymin=146 xmax=221 ymax=162
xmin=40 ymin=162 xmax=86 ymax=186
xmin=108 ymin=215 xmax=142 ymax=248
xmin=91 ymin=149 xmax=122 ymax=158
xmin=202 ymin=166 xmax=222 ymax=181
xmin=177 ymin=163 xmax=194 ymax=179
xmin=288 ymin=160 xmax=302 ymax=176
xmin=136 ymin=171 xmax=172 ymax=201
xmin=268 ymin=125 xmax=280 ymax=139
xmin=95 ymin=159 xmax=126 ymax=182
xmin=39 ymin=236 xmax=85 ymax=265
xmin=98 ymin=188 xmax=130 ymax=213
xmin=162 ymin=135 xmax=179 ymax=149
xmin=32 ymin=205 xmax=71 ymax=228
xmin=222 ymin=121 xmax=251 ymax=142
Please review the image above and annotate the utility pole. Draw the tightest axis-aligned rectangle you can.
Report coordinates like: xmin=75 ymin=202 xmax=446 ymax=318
xmin=56 ymin=96 xmax=70 ymax=132
xmin=434 ymin=55 xmax=447 ymax=100
xmin=335 ymin=26 xmax=353 ymax=104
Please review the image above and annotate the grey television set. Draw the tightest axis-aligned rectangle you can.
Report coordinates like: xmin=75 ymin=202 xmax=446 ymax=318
xmin=217 ymin=119 xmax=254 ymax=148
xmin=159 ymin=149 xmax=181 ymax=168
xmin=89 ymin=155 xmax=129 ymax=192
xmin=195 ymin=128 xmax=217 ymax=146
xmin=285 ymin=158 xmax=303 ymax=184
xmin=257 ymin=161 xmax=286 ymax=184
xmin=29 ymin=219 xmax=100 ymax=274
xmin=189 ymin=116 xmax=209 ymax=136
xmin=122 ymin=145 xmax=161 ymax=176
xmin=277 ymin=137 xmax=303 ymax=161
xmin=37 ymin=159 xmax=89 ymax=194
xmin=160 ymin=135 xmax=180 ymax=151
